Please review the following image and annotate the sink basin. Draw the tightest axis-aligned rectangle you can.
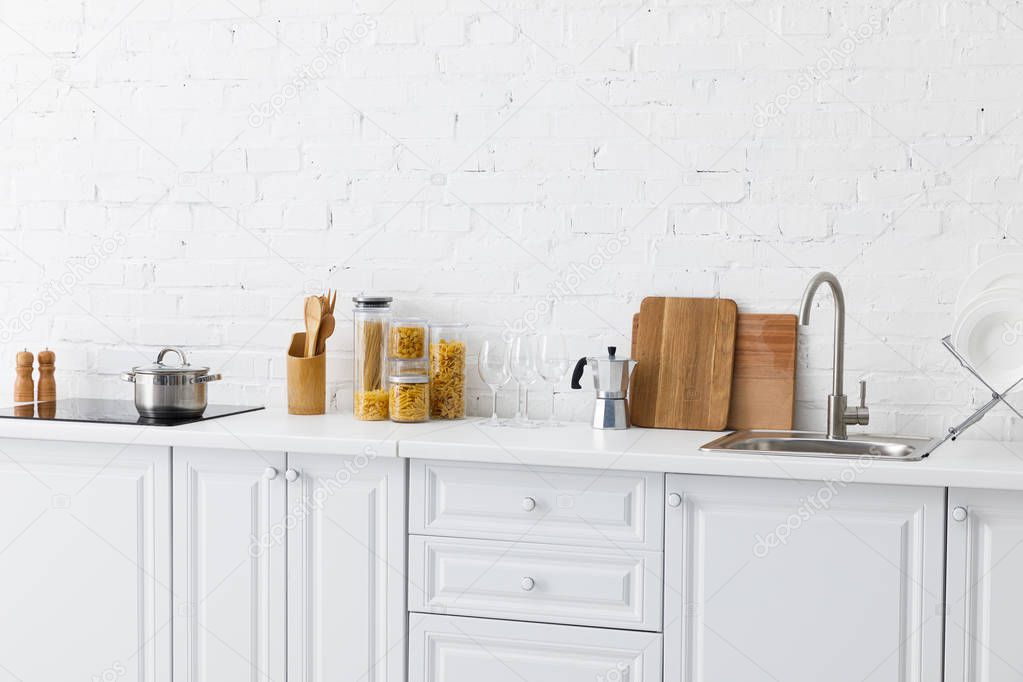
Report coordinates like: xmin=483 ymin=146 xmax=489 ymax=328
xmin=701 ymin=430 xmax=937 ymax=461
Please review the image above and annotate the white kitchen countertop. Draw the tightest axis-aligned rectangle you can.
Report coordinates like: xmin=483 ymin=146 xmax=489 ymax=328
xmin=397 ymin=418 xmax=1023 ymax=492
xmin=0 ymin=408 xmax=402 ymax=457
xmin=2 ymin=408 xmax=1023 ymax=490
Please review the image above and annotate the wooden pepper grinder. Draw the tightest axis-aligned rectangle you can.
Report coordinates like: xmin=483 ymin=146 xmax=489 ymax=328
xmin=38 ymin=348 xmax=55 ymax=403
xmin=14 ymin=349 xmax=34 ymax=403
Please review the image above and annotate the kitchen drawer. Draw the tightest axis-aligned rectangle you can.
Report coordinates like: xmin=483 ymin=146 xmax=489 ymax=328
xmin=409 ymin=613 xmax=662 ymax=682
xmin=408 ymin=535 xmax=662 ymax=631
xmin=409 ymin=460 xmax=664 ymax=550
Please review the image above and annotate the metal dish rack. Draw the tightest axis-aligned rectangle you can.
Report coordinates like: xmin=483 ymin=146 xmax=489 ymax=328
xmin=931 ymin=335 xmax=1023 ymax=451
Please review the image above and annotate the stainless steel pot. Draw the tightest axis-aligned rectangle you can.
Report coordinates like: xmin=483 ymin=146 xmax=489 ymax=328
xmin=121 ymin=348 xmax=223 ymax=418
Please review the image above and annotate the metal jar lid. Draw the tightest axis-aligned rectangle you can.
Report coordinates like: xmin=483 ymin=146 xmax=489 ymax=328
xmin=389 ymin=374 xmax=429 ymax=384
xmin=353 ymin=294 xmax=393 ymax=309
xmin=131 ymin=348 xmax=208 ymax=376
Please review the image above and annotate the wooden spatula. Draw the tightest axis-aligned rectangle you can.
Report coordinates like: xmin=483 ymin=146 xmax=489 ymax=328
xmin=304 ymin=296 xmax=323 ymax=358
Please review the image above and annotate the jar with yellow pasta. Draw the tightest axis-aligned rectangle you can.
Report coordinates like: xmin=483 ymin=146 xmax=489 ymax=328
xmin=429 ymin=323 xmax=467 ymax=419
xmin=352 ymin=295 xmax=392 ymax=420
xmin=388 ymin=318 xmax=427 ymax=361
xmin=388 ymin=375 xmax=429 ymax=423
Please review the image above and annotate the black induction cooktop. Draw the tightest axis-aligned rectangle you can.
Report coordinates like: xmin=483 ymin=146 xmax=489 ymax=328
xmin=0 ymin=399 xmax=264 ymax=426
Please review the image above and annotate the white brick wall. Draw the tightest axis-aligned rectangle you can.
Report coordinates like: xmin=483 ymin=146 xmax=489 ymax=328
xmin=0 ymin=0 xmax=1018 ymax=440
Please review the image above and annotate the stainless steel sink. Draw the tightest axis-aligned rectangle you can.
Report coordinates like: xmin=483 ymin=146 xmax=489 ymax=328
xmin=701 ymin=430 xmax=937 ymax=461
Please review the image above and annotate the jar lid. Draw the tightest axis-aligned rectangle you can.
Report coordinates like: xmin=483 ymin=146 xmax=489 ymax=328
xmin=353 ymin=294 xmax=393 ymax=308
xmin=392 ymin=317 xmax=428 ymax=326
xmin=389 ymin=374 xmax=429 ymax=384
xmin=430 ymin=322 xmax=468 ymax=330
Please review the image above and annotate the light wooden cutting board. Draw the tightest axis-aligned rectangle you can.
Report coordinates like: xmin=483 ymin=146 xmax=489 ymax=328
xmin=629 ymin=297 xmax=738 ymax=430
xmin=632 ymin=310 xmax=797 ymax=431
xmin=726 ymin=314 xmax=797 ymax=431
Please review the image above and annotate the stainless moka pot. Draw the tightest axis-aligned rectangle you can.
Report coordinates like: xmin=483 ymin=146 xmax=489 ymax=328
xmin=570 ymin=346 xmax=638 ymax=430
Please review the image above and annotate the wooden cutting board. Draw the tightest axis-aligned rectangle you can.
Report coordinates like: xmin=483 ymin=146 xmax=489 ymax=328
xmin=632 ymin=310 xmax=797 ymax=431
xmin=630 ymin=297 xmax=738 ymax=430
xmin=726 ymin=314 xmax=797 ymax=431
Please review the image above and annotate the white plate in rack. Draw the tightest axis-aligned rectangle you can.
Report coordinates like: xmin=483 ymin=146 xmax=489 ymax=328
xmin=953 ymin=290 xmax=1023 ymax=393
xmin=956 ymin=254 xmax=1023 ymax=317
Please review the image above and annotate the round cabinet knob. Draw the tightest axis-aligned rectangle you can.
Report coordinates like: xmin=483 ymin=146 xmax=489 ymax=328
xmin=520 ymin=577 xmax=535 ymax=591
xmin=952 ymin=506 xmax=968 ymax=522
xmin=667 ymin=493 xmax=682 ymax=508
xmin=285 ymin=469 xmax=300 ymax=482
xmin=521 ymin=497 xmax=536 ymax=512
xmin=265 ymin=467 xmax=278 ymax=480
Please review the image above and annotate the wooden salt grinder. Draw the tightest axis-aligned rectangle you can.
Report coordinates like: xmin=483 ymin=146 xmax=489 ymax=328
xmin=15 ymin=350 xmax=34 ymax=403
xmin=38 ymin=349 xmax=56 ymax=403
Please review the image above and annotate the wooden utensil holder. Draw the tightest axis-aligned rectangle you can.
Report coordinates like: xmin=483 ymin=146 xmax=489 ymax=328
xmin=287 ymin=332 xmax=325 ymax=415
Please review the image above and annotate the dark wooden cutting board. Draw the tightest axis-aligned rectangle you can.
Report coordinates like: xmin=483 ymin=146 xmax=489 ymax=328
xmin=632 ymin=309 xmax=797 ymax=431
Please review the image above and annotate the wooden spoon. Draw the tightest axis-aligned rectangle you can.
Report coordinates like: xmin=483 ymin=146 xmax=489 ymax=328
xmin=304 ymin=296 xmax=323 ymax=358
xmin=316 ymin=313 xmax=336 ymax=355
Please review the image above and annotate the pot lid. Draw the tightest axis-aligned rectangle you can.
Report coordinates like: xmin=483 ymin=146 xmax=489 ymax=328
xmin=132 ymin=348 xmax=208 ymax=375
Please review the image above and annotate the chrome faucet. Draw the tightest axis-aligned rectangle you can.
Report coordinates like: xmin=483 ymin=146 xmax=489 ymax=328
xmin=798 ymin=272 xmax=869 ymax=440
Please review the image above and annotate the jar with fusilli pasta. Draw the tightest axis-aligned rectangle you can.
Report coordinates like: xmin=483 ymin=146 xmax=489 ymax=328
xmin=429 ymin=323 xmax=467 ymax=419
xmin=388 ymin=375 xmax=429 ymax=423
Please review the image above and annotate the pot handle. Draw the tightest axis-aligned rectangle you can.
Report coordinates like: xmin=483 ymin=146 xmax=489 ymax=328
xmin=191 ymin=373 xmax=223 ymax=384
xmin=120 ymin=372 xmax=135 ymax=383
xmin=570 ymin=357 xmax=588 ymax=390
xmin=157 ymin=347 xmax=188 ymax=366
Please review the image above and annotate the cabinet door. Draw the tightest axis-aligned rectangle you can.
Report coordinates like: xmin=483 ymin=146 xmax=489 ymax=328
xmin=0 ymin=439 xmax=170 ymax=682
xmin=664 ymin=474 xmax=944 ymax=682
xmin=410 ymin=613 xmax=662 ymax=682
xmin=173 ymin=447 xmax=286 ymax=682
xmin=287 ymin=452 xmax=406 ymax=682
xmin=945 ymin=487 xmax=1023 ymax=682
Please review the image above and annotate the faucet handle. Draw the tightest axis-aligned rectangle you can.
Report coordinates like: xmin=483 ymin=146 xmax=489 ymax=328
xmin=845 ymin=379 xmax=870 ymax=427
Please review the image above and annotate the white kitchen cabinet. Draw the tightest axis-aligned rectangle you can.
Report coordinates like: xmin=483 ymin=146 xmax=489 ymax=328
xmin=173 ymin=447 xmax=287 ymax=682
xmin=409 ymin=613 xmax=662 ymax=682
xmin=409 ymin=460 xmax=663 ymax=550
xmin=945 ymin=487 xmax=1023 ymax=682
xmin=173 ymin=447 xmax=406 ymax=682
xmin=408 ymin=534 xmax=662 ymax=630
xmin=664 ymin=474 xmax=944 ymax=682
xmin=287 ymin=452 xmax=406 ymax=682
xmin=0 ymin=439 xmax=171 ymax=682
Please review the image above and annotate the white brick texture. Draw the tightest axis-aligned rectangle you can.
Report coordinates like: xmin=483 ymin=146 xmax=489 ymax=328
xmin=0 ymin=0 xmax=1017 ymax=439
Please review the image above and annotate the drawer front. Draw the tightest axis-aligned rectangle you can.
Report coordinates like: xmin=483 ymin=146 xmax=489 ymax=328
xmin=409 ymin=535 xmax=662 ymax=631
xmin=409 ymin=614 xmax=662 ymax=682
xmin=409 ymin=460 xmax=664 ymax=550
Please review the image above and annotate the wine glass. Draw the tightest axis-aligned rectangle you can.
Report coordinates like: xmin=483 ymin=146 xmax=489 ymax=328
xmin=508 ymin=334 xmax=540 ymax=428
xmin=537 ymin=332 xmax=569 ymax=427
xmin=477 ymin=338 xmax=510 ymax=427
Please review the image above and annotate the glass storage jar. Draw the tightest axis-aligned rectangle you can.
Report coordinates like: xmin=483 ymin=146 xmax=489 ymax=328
xmin=388 ymin=318 xmax=428 ymax=361
xmin=353 ymin=295 xmax=392 ymax=421
xmin=388 ymin=375 xmax=429 ymax=423
xmin=429 ymin=323 xmax=468 ymax=419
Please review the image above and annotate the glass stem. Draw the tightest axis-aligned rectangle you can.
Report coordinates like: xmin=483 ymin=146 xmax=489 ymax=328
xmin=523 ymin=387 xmax=530 ymax=421
xmin=549 ymin=385 xmax=556 ymax=424
xmin=490 ymin=387 xmax=499 ymax=421
xmin=514 ymin=381 xmax=524 ymax=421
